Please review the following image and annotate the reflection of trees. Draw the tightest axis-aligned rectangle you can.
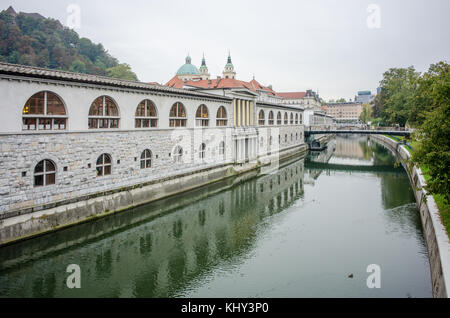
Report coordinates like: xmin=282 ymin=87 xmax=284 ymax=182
xmin=371 ymin=143 xmax=396 ymax=166
xmin=380 ymin=173 xmax=415 ymax=210
xmin=359 ymin=140 xmax=373 ymax=160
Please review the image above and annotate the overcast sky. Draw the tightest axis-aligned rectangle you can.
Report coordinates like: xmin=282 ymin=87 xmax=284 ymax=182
xmin=3 ymin=0 xmax=449 ymax=101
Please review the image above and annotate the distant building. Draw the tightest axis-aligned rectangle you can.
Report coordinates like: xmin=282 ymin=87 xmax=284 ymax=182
xmin=278 ymin=89 xmax=322 ymax=112
xmin=354 ymin=91 xmax=373 ymax=104
xmin=325 ymin=102 xmax=363 ymax=123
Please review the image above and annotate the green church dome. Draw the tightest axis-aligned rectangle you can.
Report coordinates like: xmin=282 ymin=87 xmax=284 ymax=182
xmin=176 ymin=55 xmax=200 ymax=76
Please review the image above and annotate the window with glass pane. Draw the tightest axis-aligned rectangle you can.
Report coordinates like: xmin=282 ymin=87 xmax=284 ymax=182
xmin=96 ymin=153 xmax=112 ymax=177
xmin=34 ymin=159 xmax=56 ymax=187
xmin=22 ymin=91 xmax=67 ymax=131
xmin=196 ymin=105 xmax=209 ymax=127
xmin=258 ymin=110 xmax=265 ymax=125
xmin=268 ymin=111 xmax=274 ymax=125
xmin=284 ymin=113 xmax=288 ymax=125
xmin=199 ymin=143 xmax=206 ymax=159
xmin=140 ymin=149 xmax=152 ymax=169
xmin=88 ymin=96 xmax=120 ymax=129
xmin=216 ymin=106 xmax=228 ymax=126
xmin=135 ymin=100 xmax=158 ymax=128
xmin=169 ymin=103 xmax=186 ymax=127
xmin=277 ymin=112 xmax=281 ymax=125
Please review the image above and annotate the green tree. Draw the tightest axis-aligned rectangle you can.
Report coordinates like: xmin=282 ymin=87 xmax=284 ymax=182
xmin=70 ymin=59 xmax=86 ymax=73
xmin=359 ymin=103 xmax=373 ymax=123
xmin=376 ymin=66 xmax=420 ymax=127
xmin=106 ymin=63 xmax=138 ymax=81
xmin=0 ymin=7 xmax=137 ymax=77
xmin=336 ymin=98 xmax=346 ymax=103
xmin=408 ymin=61 xmax=449 ymax=127
xmin=412 ymin=62 xmax=450 ymax=203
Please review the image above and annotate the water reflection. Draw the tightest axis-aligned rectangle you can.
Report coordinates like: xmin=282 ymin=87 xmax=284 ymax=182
xmin=0 ymin=135 xmax=431 ymax=298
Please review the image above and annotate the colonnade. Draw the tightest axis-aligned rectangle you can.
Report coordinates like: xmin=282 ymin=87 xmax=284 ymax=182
xmin=233 ymin=99 xmax=254 ymax=127
xmin=234 ymin=136 xmax=258 ymax=163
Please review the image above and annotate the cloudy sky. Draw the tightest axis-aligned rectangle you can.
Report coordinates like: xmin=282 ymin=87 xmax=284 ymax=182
xmin=3 ymin=0 xmax=449 ymax=101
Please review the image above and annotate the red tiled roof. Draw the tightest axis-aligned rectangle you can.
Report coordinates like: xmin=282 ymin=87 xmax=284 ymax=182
xmin=276 ymin=92 xmax=306 ymax=99
xmin=165 ymin=76 xmax=308 ymax=101
xmin=165 ymin=75 xmax=184 ymax=88
xmin=165 ymin=76 xmax=279 ymax=96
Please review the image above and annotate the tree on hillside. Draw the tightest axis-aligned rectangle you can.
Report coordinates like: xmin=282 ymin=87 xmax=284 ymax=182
xmin=0 ymin=8 xmax=138 ymax=81
xmin=107 ymin=63 xmax=138 ymax=81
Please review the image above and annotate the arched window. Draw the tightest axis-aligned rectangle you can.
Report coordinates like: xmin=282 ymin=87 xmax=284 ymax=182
xmin=219 ymin=141 xmax=225 ymax=158
xmin=135 ymin=100 xmax=158 ymax=128
xmin=172 ymin=146 xmax=183 ymax=163
xmin=260 ymin=136 xmax=264 ymax=147
xmin=284 ymin=112 xmax=288 ymax=125
xmin=169 ymin=102 xmax=186 ymax=127
xmin=290 ymin=113 xmax=294 ymax=124
xmin=23 ymin=91 xmax=67 ymax=130
xmin=291 ymin=133 xmax=293 ymax=141
xmin=269 ymin=135 xmax=273 ymax=146
xmin=277 ymin=112 xmax=282 ymax=125
xmin=88 ymin=96 xmax=119 ymax=129
xmin=299 ymin=113 xmax=303 ymax=124
xmin=216 ymin=106 xmax=227 ymax=126
xmin=96 ymin=153 xmax=112 ymax=177
xmin=199 ymin=143 xmax=206 ymax=159
xmin=285 ymin=134 xmax=288 ymax=143
xmin=268 ymin=111 xmax=274 ymax=125
xmin=34 ymin=159 xmax=56 ymax=187
xmin=258 ymin=110 xmax=265 ymax=126
xmin=296 ymin=132 xmax=298 ymax=140
xmin=295 ymin=113 xmax=299 ymax=125
xmin=140 ymin=149 xmax=152 ymax=169
xmin=196 ymin=104 xmax=209 ymax=127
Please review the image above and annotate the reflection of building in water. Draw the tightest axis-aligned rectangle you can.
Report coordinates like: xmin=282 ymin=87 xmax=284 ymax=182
xmin=0 ymin=157 xmax=305 ymax=298
xmin=304 ymin=140 xmax=335 ymax=183
xmin=333 ymin=135 xmax=367 ymax=159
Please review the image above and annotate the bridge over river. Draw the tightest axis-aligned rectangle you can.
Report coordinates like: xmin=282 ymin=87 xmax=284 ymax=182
xmin=305 ymin=129 xmax=412 ymax=137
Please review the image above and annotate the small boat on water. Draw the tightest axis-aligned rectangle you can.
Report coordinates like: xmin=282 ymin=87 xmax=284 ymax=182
xmin=309 ymin=145 xmax=328 ymax=151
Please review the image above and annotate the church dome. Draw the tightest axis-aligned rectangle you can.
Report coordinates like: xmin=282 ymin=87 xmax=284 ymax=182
xmin=176 ymin=55 xmax=200 ymax=76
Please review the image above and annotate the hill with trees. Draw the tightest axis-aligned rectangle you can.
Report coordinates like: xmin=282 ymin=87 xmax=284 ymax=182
xmin=0 ymin=6 xmax=138 ymax=81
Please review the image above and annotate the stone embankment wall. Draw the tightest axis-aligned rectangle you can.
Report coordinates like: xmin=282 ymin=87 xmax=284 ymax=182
xmin=0 ymin=138 xmax=307 ymax=246
xmin=370 ymin=134 xmax=450 ymax=298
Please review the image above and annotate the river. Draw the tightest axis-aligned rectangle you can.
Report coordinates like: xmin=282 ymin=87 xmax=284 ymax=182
xmin=0 ymin=135 xmax=432 ymax=297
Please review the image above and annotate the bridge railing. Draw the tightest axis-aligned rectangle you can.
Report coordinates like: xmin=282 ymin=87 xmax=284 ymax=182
xmin=334 ymin=125 xmax=414 ymax=132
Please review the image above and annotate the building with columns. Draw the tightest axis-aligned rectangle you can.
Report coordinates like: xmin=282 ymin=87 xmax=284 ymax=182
xmin=0 ymin=60 xmax=307 ymax=242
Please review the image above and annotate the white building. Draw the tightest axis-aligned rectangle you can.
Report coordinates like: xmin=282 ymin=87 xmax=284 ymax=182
xmin=0 ymin=61 xmax=307 ymax=233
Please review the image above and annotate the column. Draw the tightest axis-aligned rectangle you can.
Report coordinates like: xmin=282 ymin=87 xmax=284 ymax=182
xmin=247 ymin=100 xmax=250 ymax=126
xmin=242 ymin=100 xmax=246 ymax=127
xmin=249 ymin=101 xmax=253 ymax=126
xmin=237 ymin=99 xmax=241 ymax=127
xmin=233 ymin=99 xmax=236 ymax=127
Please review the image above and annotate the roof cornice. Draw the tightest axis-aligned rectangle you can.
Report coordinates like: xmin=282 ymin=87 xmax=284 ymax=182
xmin=0 ymin=62 xmax=232 ymax=102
